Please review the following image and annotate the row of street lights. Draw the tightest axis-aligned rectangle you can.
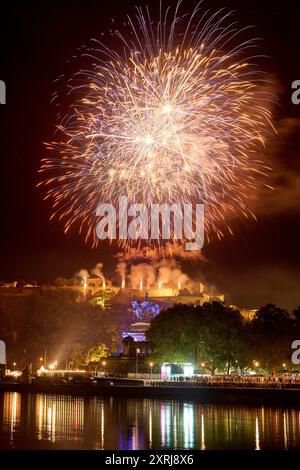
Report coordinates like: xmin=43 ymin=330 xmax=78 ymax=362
xmin=11 ymin=356 xmax=290 ymax=376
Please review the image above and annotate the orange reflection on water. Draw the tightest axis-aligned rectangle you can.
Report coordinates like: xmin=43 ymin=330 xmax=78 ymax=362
xmin=1 ymin=392 xmax=300 ymax=449
xmin=35 ymin=395 xmax=84 ymax=442
xmin=2 ymin=392 xmax=21 ymax=442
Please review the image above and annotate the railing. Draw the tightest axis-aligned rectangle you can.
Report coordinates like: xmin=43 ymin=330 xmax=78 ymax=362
xmin=94 ymin=375 xmax=300 ymax=390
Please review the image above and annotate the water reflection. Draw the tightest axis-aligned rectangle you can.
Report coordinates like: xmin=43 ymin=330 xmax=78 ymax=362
xmin=2 ymin=392 xmax=21 ymax=443
xmin=35 ymin=395 xmax=84 ymax=443
xmin=1 ymin=392 xmax=300 ymax=449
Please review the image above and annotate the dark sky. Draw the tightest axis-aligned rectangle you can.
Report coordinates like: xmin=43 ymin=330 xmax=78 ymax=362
xmin=1 ymin=0 xmax=300 ymax=310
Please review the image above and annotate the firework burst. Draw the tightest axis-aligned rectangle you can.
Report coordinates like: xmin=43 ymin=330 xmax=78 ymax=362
xmin=38 ymin=1 xmax=275 ymax=248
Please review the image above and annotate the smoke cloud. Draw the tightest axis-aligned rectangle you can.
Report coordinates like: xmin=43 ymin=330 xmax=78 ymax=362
xmin=76 ymin=268 xmax=89 ymax=279
xmin=75 ymin=262 xmax=105 ymax=280
xmin=90 ymin=262 xmax=105 ymax=280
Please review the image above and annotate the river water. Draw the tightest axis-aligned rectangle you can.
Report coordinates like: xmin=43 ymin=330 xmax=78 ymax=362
xmin=1 ymin=391 xmax=300 ymax=449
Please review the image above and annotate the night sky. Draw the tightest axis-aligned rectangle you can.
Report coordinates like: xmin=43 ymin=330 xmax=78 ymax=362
xmin=0 ymin=0 xmax=300 ymax=310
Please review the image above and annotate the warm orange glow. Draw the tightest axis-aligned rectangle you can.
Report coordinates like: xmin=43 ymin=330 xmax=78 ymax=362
xmin=39 ymin=4 xmax=274 ymax=249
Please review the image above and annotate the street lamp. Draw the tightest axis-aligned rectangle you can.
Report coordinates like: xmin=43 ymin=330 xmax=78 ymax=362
xmin=149 ymin=362 xmax=153 ymax=379
xmin=282 ymin=363 xmax=286 ymax=368
xmin=13 ymin=362 xmax=16 ymax=370
xmin=136 ymin=348 xmax=140 ymax=377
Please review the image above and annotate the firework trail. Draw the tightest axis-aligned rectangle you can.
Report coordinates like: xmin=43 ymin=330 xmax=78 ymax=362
xmin=38 ymin=1 xmax=275 ymax=248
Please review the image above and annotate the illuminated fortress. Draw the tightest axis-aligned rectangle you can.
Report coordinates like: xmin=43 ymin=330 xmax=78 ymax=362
xmin=81 ymin=275 xmax=256 ymax=323
xmin=83 ymin=276 xmax=224 ymax=308
xmin=0 ymin=275 xmax=256 ymax=323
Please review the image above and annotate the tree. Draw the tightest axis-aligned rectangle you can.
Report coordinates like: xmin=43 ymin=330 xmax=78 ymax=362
xmin=251 ymin=304 xmax=292 ymax=372
xmin=67 ymin=343 xmax=109 ymax=368
xmin=85 ymin=343 xmax=109 ymax=363
xmin=0 ymin=286 xmax=133 ymax=366
xmin=147 ymin=304 xmax=198 ymax=363
xmin=197 ymin=302 xmax=244 ymax=374
xmin=231 ymin=323 xmax=255 ymax=374
xmin=68 ymin=343 xmax=86 ymax=368
xmin=147 ymin=302 xmax=245 ymax=374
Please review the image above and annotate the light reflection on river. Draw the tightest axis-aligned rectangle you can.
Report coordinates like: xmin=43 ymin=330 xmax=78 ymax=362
xmin=1 ymin=392 xmax=300 ymax=449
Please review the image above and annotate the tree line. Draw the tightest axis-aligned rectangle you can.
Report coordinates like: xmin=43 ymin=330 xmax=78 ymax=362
xmin=0 ymin=289 xmax=132 ymax=367
xmin=147 ymin=302 xmax=300 ymax=374
xmin=2 ymin=288 xmax=300 ymax=374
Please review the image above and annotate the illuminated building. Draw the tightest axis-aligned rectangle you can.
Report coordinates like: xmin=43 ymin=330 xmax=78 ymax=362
xmin=122 ymin=294 xmax=160 ymax=358
xmin=161 ymin=363 xmax=194 ymax=379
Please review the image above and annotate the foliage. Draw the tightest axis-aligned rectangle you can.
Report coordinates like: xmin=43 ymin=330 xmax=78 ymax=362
xmin=1 ymin=286 xmax=298 ymax=374
xmin=67 ymin=342 xmax=109 ymax=367
xmin=0 ymin=288 xmax=132 ymax=366
xmin=147 ymin=302 xmax=296 ymax=374
xmin=84 ymin=343 xmax=109 ymax=363
xmin=250 ymin=303 xmax=293 ymax=371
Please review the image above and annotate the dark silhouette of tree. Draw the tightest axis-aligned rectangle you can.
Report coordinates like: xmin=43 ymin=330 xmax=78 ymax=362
xmin=147 ymin=302 xmax=247 ymax=374
xmin=1 ymin=289 xmax=298 ymax=374
xmin=251 ymin=303 xmax=293 ymax=372
xmin=147 ymin=304 xmax=198 ymax=363
xmin=197 ymin=302 xmax=245 ymax=374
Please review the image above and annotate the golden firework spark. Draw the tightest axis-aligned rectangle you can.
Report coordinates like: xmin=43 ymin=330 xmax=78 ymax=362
xmin=38 ymin=1 xmax=275 ymax=248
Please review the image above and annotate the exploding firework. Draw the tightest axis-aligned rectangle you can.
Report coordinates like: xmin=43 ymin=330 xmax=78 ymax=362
xmin=38 ymin=1 xmax=275 ymax=248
